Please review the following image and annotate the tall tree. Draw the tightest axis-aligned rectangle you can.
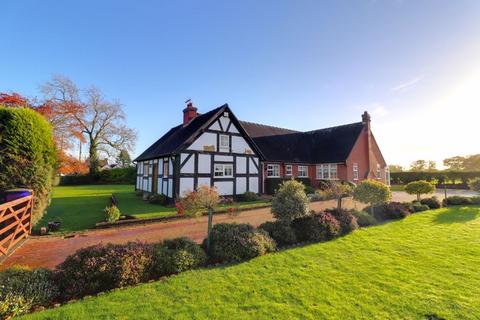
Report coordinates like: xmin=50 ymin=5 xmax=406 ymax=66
xmin=42 ymin=75 xmax=137 ymax=174
xmin=443 ymin=156 xmax=465 ymax=171
xmin=410 ymin=160 xmax=427 ymax=171
xmin=427 ymin=160 xmax=437 ymax=172
xmin=463 ymin=154 xmax=480 ymax=171
xmin=116 ymin=149 xmax=132 ymax=168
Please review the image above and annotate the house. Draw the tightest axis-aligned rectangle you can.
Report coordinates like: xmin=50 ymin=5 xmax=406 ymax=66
xmin=134 ymin=101 xmax=388 ymax=200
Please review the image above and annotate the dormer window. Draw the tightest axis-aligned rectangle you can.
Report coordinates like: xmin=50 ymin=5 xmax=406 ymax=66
xmin=219 ymin=134 xmax=229 ymax=152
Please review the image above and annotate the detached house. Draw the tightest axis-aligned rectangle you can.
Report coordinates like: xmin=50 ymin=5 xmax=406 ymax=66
xmin=134 ymin=101 xmax=389 ymax=201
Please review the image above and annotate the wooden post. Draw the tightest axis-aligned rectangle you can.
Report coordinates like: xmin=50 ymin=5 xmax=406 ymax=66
xmin=206 ymin=207 xmax=213 ymax=252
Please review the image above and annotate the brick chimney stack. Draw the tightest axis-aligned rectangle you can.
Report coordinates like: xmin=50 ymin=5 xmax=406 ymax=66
xmin=362 ymin=111 xmax=371 ymax=129
xmin=183 ymin=99 xmax=198 ymax=125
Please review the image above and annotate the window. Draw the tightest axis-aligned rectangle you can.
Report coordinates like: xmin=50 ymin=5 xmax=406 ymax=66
xmin=143 ymin=162 xmax=150 ymax=176
xmin=163 ymin=161 xmax=169 ymax=177
xmin=219 ymin=134 xmax=229 ymax=152
xmin=298 ymin=165 xmax=308 ymax=177
xmin=266 ymin=164 xmax=280 ymax=177
xmin=316 ymin=164 xmax=338 ymax=180
xmin=329 ymin=164 xmax=337 ymax=179
xmin=353 ymin=163 xmax=359 ymax=180
xmin=376 ymin=164 xmax=381 ymax=179
xmin=285 ymin=164 xmax=292 ymax=176
xmin=214 ymin=164 xmax=233 ymax=177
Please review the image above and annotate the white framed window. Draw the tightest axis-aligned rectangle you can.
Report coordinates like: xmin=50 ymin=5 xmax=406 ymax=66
xmin=214 ymin=163 xmax=233 ymax=177
xmin=298 ymin=165 xmax=308 ymax=177
xmin=329 ymin=164 xmax=337 ymax=179
xmin=266 ymin=164 xmax=280 ymax=177
xmin=316 ymin=164 xmax=338 ymax=180
xmin=376 ymin=163 xmax=381 ymax=179
xmin=285 ymin=164 xmax=292 ymax=176
xmin=163 ymin=161 xmax=169 ymax=176
xmin=353 ymin=163 xmax=359 ymax=180
xmin=219 ymin=134 xmax=229 ymax=152
xmin=385 ymin=166 xmax=390 ymax=185
xmin=143 ymin=162 xmax=150 ymax=176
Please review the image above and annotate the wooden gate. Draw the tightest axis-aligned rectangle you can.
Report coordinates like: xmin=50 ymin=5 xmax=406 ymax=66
xmin=0 ymin=194 xmax=33 ymax=256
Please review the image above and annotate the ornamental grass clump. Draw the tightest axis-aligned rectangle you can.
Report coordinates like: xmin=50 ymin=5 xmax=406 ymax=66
xmin=271 ymin=179 xmax=309 ymax=223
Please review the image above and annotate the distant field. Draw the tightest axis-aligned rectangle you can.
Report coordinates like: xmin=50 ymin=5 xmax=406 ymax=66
xmin=26 ymin=206 xmax=480 ymax=319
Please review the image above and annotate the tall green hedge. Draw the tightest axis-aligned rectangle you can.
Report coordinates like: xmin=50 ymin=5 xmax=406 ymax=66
xmin=265 ymin=178 xmax=311 ymax=195
xmin=390 ymin=171 xmax=480 ymax=185
xmin=0 ymin=106 xmax=56 ymax=224
xmin=58 ymin=167 xmax=136 ymax=185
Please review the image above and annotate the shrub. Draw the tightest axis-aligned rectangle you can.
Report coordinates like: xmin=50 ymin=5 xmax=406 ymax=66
xmin=271 ymin=180 xmax=309 ymax=223
xmin=365 ymin=202 xmax=411 ymax=221
xmin=419 ymin=196 xmax=441 ymax=209
xmin=405 ymin=180 xmax=435 ymax=201
xmin=237 ymin=191 xmax=259 ymax=202
xmin=324 ymin=208 xmax=359 ymax=235
xmin=0 ymin=107 xmax=56 ymax=224
xmin=469 ymin=178 xmax=480 ymax=192
xmin=351 ymin=210 xmax=377 ymax=227
xmin=304 ymin=185 xmax=315 ymax=195
xmin=412 ymin=203 xmax=430 ymax=212
xmin=258 ymin=221 xmax=297 ymax=246
xmin=443 ymin=196 xmax=473 ymax=206
xmin=471 ymin=196 xmax=480 ymax=205
xmin=152 ymin=237 xmax=206 ymax=277
xmin=207 ymin=223 xmax=276 ymax=263
xmin=353 ymin=180 xmax=391 ymax=216
xmin=56 ymin=242 xmax=154 ymax=299
xmin=291 ymin=212 xmax=340 ymax=242
xmin=148 ymin=193 xmax=167 ymax=205
xmin=0 ymin=266 xmax=59 ymax=317
xmin=104 ymin=205 xmax=121 ymax=222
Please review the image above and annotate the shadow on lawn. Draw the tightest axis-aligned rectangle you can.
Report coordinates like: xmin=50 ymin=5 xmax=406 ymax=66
xmin=432 ymin=206 xmax=480 ymax=224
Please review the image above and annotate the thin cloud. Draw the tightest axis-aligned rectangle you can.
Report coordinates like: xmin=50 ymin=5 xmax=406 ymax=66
xmin=391 ymin=75 xmax=424 ymax=92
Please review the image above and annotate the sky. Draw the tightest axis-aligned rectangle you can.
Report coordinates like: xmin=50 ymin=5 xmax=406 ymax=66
xmin=2 ymin=0 xmax=480 ymax=169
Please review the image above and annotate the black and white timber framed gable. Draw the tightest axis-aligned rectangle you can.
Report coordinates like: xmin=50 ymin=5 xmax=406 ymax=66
xmin=134 ymin=103 xmax=263 ymax=201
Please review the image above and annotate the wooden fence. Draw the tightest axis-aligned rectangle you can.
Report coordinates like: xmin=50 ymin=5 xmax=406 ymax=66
xmin=0 ymin=194 xmax=33 ymax=256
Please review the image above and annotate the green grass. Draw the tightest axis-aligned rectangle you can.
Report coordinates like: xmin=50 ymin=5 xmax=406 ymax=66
xmin=36 ymin=185 xmax=270 ymax=232
xmin=26 ymin=206 xmax=480 ymax=319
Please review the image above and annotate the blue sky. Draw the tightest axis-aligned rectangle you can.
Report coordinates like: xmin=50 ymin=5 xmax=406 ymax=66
xmin=2 ymin=0 xmax=479 ymax=168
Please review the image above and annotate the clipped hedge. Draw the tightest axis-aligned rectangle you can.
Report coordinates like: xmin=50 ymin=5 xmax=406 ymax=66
xmin=390 ymin=171 xmax=480 ymax=185
xmin=58 ymin=167 xmax=136 ymax=185
xmin=265 ymin=177 xmax=311 ymax=195
xmin=292 ymin=212 xmax=340 ymax=243
xmin=56 ymin=242 xmax=154 ymax=299
xmin=0 ymin=106 xmax=56 ymax=224
xmin=207 ymin=223 xmax=276 ymax=263
xmin=258 ymin=221 xmax=297 ymax=246
xmin=152 ymin=237 xmax=207 ymax=277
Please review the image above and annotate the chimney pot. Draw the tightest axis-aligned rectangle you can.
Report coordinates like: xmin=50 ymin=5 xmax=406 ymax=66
xmin=183 ymin=99 xmax=198 ymax=125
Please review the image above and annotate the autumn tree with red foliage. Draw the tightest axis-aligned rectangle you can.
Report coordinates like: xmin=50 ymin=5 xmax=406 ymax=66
xmin=57 ymin=150 xmax=89 ymax=175
xmin=0 ymin=92 xmax=30 ymax=107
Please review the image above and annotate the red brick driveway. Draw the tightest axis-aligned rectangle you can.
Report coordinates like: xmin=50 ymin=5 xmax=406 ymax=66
xmin=1 ymin=199 xmax=364 ymax=270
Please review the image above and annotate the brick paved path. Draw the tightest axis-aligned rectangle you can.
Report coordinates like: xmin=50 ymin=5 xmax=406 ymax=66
xmin=1 ymin=199 xmax=363 ymax=270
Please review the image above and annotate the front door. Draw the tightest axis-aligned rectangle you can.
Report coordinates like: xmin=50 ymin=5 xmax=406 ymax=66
xmin=152 ymin=163 xmax=158 ymax=194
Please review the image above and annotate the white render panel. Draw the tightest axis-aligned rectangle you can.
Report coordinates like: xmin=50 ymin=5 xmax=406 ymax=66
xmin=179 ymin=177 xmax=194 ymax=196
xmin=249 ymin=158 xmax=258 ymax=174
xmin=198 ymin=177 xmax=211 ymax=188
xmin=157 ymin=178 xmax=162 ymax=194
xmin=168 ymin=179 xmax=173 ymax=198
xmin=236 ymin=156 xmax=246 ymax=174
xmin=214 ymin=155 xmax=233 ymax=162
xmin=159 ymin=158 xmax=164 ymax=175
xmin=214 ymin=180 xmax=233 ymax=195
xmin=162 ymin=180 xmax=168 ymax=196
xmin=198 ymin=154 xmax=211 ymax=173
xmin=232 ymin=136 xmax=252 ymax=154
xmin=209 ymin=120 xmax=221 ymax=131
xmin=187 ymin=132 xmax=217 ymax=151
xmin=219 ymin=117 xmax=230 ymax=132
xmin=236 ymin=177 xmax=247 ymax=194
xmin=249 ymin=177 xmax=259 ymax=193
xmin=228 ymin=123 xmax=239 ymax=133
xmin=180 ymin=154 xmax=195 ymax=173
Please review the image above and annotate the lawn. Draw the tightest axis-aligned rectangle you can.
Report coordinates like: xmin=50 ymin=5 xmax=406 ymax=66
xmin=25 ymin=206 xmax=480 ymax=319
xmin=36 ymin=185 xmax=269 ymax=232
